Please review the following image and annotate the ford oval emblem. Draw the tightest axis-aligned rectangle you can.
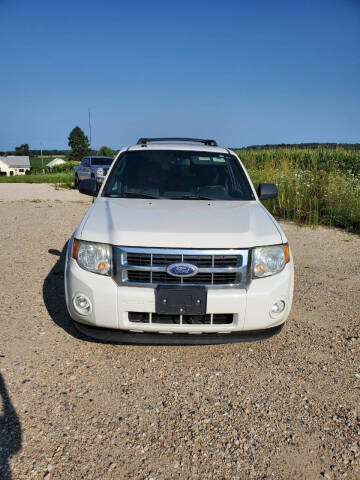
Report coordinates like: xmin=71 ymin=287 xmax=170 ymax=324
xmin=167 ymin=262 xmax=198 ymax=278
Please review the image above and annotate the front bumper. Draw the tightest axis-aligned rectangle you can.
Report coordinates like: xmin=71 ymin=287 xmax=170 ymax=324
xmin=73 ymin=321 xmax=284 ymax=344
xmin=95 ymin=175 xmax=106 ymax=184
xmin=65 ymin=240 xmax=294 ymax=339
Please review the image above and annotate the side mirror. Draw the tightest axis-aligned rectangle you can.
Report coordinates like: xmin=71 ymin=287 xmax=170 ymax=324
xmin=257 ymin=183 xmax=278 ymax=200
xmin=79 ymin=178 xmax=97 ymax=196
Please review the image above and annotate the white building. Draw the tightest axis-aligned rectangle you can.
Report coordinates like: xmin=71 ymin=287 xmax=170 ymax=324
xmin=0 ymin=156 xmax=31 ymax=176
xmin=46 ymin=158 xmax=66 ymax=168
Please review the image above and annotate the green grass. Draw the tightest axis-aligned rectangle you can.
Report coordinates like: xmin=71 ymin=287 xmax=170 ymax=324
xmin=30 ymin=157 xmax=46 ymax=169
xmin=236 ymin=148 xmax=360 ymax=233
xmin=0 ymin=172 xmax=73 ymax=188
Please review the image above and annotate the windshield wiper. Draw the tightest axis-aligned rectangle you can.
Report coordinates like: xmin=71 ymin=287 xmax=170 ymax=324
xmin=167 ymin=194 xmax=214 ymax=200
xmin=104 ymin=192 xmax=161 ymax=199
xmin=104 ymin=192 xmax=214 ymax=200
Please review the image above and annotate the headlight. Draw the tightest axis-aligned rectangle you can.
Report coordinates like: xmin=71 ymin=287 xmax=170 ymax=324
xmin=96 ymin=168 xmax=104 ymax=176
xmin=252 ymin=244 xmax=290 ymax=278
xmin=72 ymin=239 xmax=111 ymax=275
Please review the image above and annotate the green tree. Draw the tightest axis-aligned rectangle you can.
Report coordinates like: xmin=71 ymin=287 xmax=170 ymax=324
xmin=15 ymin=143 xmax=30 ymax=156
xmin=68 ymin=126 xmax=91 ymax=162
xmin=97 ymin=145 xmax=113 ymax=157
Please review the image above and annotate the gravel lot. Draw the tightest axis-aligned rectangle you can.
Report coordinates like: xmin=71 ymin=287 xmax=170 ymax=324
xmin=0 ymin=184 xmax=359 ymax=480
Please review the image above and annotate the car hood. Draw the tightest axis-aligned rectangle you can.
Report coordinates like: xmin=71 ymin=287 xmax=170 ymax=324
xmin=77 ymin=197 xmax=284 ymax=248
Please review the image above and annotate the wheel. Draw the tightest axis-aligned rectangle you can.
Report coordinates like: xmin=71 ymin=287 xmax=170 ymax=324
xmin=74 ymin=175 xmax=79 ymax=188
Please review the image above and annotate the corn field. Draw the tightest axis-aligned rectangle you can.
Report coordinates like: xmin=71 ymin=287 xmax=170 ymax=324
xmin=236 ymin=148 xmax=360 ymax=233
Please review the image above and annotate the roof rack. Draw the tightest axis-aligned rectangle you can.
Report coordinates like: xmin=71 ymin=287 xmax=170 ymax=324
xmin=137 ymin=137 xmax=218 ymax=147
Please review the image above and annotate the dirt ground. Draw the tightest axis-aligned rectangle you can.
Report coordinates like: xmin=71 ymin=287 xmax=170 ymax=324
xmin=0 ymin=184 xmax=359 ymax=480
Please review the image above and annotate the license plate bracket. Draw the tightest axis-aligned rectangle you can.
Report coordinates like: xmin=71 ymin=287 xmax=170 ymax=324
xmin=155 ymin=286 xmax=207 ymax=315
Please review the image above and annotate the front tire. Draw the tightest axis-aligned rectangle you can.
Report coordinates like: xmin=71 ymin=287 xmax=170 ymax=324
xmin=74 ymin=175 xmax=79 ymax=188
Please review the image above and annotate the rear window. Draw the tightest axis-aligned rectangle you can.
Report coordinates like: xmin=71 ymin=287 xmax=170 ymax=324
xmin=91 ymin=157 xmax=113 ymax=166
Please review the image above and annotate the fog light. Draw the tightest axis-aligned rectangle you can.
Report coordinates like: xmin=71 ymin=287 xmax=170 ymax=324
xmin=271 ymin=300 xmax=285 ymax=315
xmin=73 ymin=294 xmax=92 ymax=315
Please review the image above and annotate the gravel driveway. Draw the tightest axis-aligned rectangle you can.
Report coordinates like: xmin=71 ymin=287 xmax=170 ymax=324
xmin=0 ymin=185 xmax=359 ymax=480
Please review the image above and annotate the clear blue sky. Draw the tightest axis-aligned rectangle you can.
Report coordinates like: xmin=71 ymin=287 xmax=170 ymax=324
xmin=1 ymin=0 xmax=359 ymax=150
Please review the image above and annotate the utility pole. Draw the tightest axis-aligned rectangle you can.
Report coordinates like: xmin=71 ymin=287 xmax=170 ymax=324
xmin=40 ymin=142 xmax=44 ymax=170
xmin=88 ymin=108 xmax=92 ymax=147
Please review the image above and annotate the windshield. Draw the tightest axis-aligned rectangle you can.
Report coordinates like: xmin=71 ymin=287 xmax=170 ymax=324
xmin=91 ymin=157 xmax=113 ymax=166
xmin=103 ymin=150 xmax=254 ymax=200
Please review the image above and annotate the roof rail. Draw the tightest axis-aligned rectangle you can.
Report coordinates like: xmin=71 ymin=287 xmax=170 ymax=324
xmin=137 ymin=137 xmax=218 ymax=147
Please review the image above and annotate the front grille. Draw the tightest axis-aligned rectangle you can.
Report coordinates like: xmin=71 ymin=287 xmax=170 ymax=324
xmin=126 ymin=253 xmax=152 ymax=266
xmin=114 ymin=247 xmax=249 ymax=288
xmin=127 ymin=271 xmax=238 ymax=284
xmin=126 ymin=253 xmax=239 ymax=268
xmin=128 ymin=312 xmax=234 ymax=325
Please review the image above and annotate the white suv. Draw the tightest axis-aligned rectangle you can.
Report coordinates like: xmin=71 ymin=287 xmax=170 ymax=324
xmin=65 ymin=138 xmax=294 ymax=344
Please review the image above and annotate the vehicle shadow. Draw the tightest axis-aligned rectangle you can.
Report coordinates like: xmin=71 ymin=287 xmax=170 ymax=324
xmin=0 ymin=374 xmax=22 ymax=480
xmin=43 ymin=242 xmax=84 ymax=341
xmin=44 ymin=243 xmax=118 ymax=344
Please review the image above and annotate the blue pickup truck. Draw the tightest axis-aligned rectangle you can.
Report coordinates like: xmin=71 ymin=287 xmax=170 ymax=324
xmin=74 ymin=156 xmax=114 ymax=189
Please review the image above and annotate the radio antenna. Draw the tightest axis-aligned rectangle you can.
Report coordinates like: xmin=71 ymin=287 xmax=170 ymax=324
xmin=88 ymin=108 xmax=92 ymax=146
